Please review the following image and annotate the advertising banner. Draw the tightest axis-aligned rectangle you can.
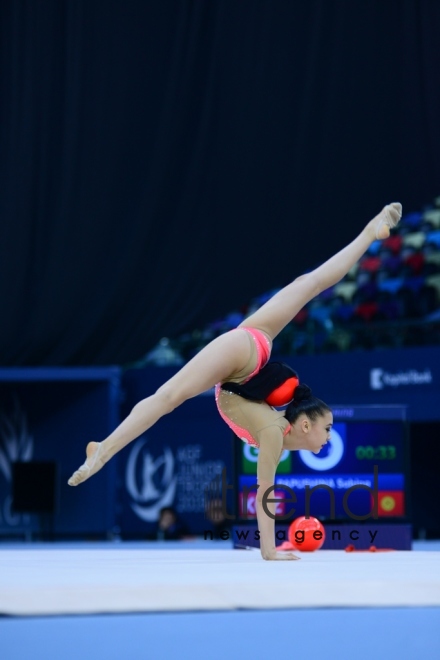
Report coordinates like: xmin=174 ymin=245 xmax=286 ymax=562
xmin=280 ymin=346 xmax=440 ymax=421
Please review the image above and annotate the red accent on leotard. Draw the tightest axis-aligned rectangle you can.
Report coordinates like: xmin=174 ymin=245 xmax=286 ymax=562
xmin=265 ymin=376 xmax=299 ymax=407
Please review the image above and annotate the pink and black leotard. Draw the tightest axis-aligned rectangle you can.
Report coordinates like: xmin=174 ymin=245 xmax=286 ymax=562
xmin=215 ymin=327 xmax=292 ymax=448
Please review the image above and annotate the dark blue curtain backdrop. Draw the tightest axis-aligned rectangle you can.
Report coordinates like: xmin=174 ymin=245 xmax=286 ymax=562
xmin=1 ymin=1 xmax=440 ymax=365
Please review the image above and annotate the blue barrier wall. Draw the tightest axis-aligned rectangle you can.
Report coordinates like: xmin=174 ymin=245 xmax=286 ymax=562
xmin=1 ymin=345 xmax=438 ymax=539
xmin=0 ymin=368 xmax=120 ymax=537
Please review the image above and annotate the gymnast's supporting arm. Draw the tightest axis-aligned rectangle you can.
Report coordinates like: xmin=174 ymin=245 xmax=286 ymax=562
xmin=256 ymin=427 xmax=300 ymax=560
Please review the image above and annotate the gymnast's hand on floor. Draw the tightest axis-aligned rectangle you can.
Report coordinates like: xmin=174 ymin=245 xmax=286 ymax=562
xmin=262 ymin=550 xmax=301 ymax=561
xmin=67 ymin=441 xmax=107 ymax=486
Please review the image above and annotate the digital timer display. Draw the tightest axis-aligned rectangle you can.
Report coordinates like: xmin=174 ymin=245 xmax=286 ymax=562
xmin=355 ymin=445 xmax=397 ymax=460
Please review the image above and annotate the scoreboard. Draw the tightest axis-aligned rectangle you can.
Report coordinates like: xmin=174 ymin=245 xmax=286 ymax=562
xmin=234 ymin=405 xmax=409 ymax=523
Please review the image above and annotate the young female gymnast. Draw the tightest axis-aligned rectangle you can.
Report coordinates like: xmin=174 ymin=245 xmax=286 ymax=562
xmin=68 ymin=202 xmax=402 ymax=560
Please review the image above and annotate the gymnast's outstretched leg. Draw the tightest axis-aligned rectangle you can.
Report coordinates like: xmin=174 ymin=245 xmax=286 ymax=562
xmin=68 ymin=202 xmax=401 ymax=486
xmin=239 ymin=202 xmax=402 ymax=340
xmin=68 ymin=328 xmax=257 ymax=485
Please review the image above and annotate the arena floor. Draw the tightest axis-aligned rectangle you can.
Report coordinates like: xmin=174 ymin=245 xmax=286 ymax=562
xmin=1 ymin=540 xmax=440 ymax=659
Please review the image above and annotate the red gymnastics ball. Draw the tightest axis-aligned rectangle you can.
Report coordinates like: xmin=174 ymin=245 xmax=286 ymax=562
xmin=265 ymin=376 xmax=299 ymax=407
xmin=288 ymin=516 xmax=326 ymax=552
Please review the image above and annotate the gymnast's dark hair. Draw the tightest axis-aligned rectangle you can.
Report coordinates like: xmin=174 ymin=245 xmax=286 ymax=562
xmin=285 ymin=384 xmax=331 ymax=424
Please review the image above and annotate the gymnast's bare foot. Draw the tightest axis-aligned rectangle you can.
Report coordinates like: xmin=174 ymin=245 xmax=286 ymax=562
xmin=68 ymin=441 xmax=107 ymax=486
xmin=369 ymin=202 xmax=402 ymax=240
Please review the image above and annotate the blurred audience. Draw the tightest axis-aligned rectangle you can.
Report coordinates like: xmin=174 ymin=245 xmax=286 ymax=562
xmin=138 ymin=195 xmax=440 ymax=365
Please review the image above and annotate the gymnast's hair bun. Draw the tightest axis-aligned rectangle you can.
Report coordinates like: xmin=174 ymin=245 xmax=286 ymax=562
xmin=293 ymin=383 xmax=312 ymax=403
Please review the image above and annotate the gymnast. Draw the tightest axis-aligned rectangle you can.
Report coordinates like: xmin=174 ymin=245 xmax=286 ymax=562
xmin=68 ymin=202 xmax=402 ymax=560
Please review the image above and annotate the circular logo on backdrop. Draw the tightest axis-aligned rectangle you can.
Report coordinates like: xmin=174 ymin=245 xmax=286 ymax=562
xmin=243 ymin=444 xmax=259 ymax=462
xmin=125 ymin=438 xmax=177 ymax=522
xmin=243 ymin=444 xmax=289 ymax=464
xmin=298 ymin=428 xmax=344 ymax=471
